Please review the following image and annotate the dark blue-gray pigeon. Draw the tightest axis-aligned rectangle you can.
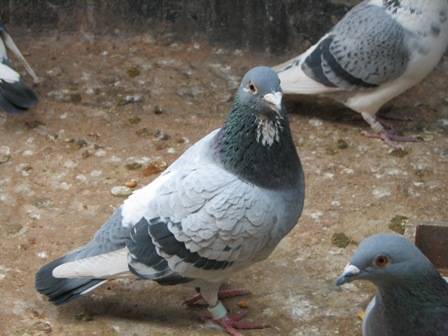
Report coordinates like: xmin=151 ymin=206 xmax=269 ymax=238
xmin=0 ymin=21 xmax=38 ymax=113
xmin=35 ymin=66 xmax=305 ymax=335
xmin=276 ymin=0 xmax=448 ymax=147
xmin=336 ymin=233 xmax=448 ymax=336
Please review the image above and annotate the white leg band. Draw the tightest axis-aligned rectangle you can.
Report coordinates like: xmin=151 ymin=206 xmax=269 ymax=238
xmin=208 ymin=301 xmax=227 ymax=320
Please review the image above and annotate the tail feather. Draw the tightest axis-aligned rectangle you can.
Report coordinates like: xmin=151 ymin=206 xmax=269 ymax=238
xmin=35 ymin=252 xmax=106 ymax=305
xmin=0 ymin=80 xmax=37 ymax=113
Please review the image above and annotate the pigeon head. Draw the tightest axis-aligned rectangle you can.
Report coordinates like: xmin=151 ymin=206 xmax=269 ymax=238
xmin=231 ymin=66 xmax=286 ymax=148
xmin=215 ymin=66 xmax=302 ymax=190
xmin=237 ymin=66 xmax=283 ymax=117
xmin=336 ymin=233 xmax=436 ymax=287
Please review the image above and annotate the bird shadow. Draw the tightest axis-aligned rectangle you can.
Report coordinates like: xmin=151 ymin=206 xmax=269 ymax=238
xmin=284 ymin=95 xmax=366 ymax=128
xmin=55 ymin=282 xmax=200 ymax=329
xmin=284 ymin=94 xmax=427 ymax=133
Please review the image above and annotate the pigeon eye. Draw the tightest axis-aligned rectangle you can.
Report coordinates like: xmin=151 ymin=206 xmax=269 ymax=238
xmin=248 ymin=82 xmax=258 ymax=94
xmin=374 ymin=255 xmax=390 ymax=268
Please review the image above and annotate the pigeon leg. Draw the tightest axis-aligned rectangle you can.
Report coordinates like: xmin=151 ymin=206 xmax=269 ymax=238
xmin=205 ymin=304 xmax=269 ymax=336
xmin=361 ymin=130 xmax=418 ymax=148
xmin=361 ymin=113 xmax=417 ymax=148
xmin=200 ymin=284 xmax=268 ymax=335
xmin=184 ymin=286 xmax=251 ymax=307
xmin=209 ymin=311 xmax=269 ymax=336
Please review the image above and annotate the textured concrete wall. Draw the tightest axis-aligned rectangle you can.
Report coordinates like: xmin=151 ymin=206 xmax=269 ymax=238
xmin=0 ymin=0 xmax=358 ymax=53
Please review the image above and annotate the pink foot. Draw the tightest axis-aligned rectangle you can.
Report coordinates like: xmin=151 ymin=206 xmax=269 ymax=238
xmin=205 ymin=311 xmax=269 ymax=336
xmin=361 ymin=130 xmax=418 ymax=148
xmin=183 ymin=288 xmax=251 ymax=307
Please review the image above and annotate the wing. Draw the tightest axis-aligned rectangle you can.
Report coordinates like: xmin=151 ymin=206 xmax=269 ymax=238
xmin=363 ymin=295 xmax=386 ymax=336
xmin=123 ymin=162 xmax=300 ymax=283
xmin=278 ymin=2 xmax=410 ymax=95
xmin=302 ymin=3 xmax=410 ymax=90
xmin=51 ymin=130 xmax=221 ymax=282
xmin=0 ymin=27 xmax=39 ymax=83
xmin=52 ymin=208 xmax=132 ymax=278
xmin=0 ymin=46 xmax=37 ymax=113
xmin=54 ymin=129 xmax=302 ymax=284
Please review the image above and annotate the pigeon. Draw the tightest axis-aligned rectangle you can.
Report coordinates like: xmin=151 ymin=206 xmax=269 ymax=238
xmin=0 ymin=21 xmax=38 ymax=113
xmin=336 ymin=233 xmax=448 ymax=336
xmin=35 ymin=66 xmax=305 ymax=336
xmin=276 ymin=0 xmax=448 ymax=147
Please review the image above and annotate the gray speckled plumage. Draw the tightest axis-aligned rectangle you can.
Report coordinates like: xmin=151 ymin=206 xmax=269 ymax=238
xmin=35 ymin=67 xmax=305 ymax=326
xmin=303 ymin=2 xmax=409 ymax=89
xmin=337 ymin=233 xmax=448 ymax=336
xmin=276 ymin=0 xmax=448 ymax=141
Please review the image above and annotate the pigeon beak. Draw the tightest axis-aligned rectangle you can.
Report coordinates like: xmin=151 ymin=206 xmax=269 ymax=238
xmin=263 ymin=91 xmax=283 ymax=113
xmin=336 ymin=264 xmax=361 ymax=286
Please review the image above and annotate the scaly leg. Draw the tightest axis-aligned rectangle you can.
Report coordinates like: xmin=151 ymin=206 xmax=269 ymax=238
xmin=204 ymin=309 xmax=269 ymax=336
xmin=184 ymin=286 xmax=251 ymax=307
xmin=361 ymin=113 xmax=417 ymax=148
xmin=199 ymin=283 xmax=268 ymax=336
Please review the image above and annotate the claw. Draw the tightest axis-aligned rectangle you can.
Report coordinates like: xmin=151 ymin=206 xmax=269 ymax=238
xmin=204 ymin=310 xmax=269 ymax=336
xmin=361 ymin=112 xmax=418 ymax=148
xmin=361 ymin=130 xmax=418 ymax=149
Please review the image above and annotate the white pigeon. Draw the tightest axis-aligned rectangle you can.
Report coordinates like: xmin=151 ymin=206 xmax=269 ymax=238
xmin=0 ymin=21 xmax=39 ymax=113
xmin=35 ymin=67 xmax=305 ymax=336
xmin=276 ymin=0 xmax=448 ymax=147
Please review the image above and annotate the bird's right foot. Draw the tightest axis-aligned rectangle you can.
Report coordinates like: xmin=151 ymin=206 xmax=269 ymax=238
xmin=204 ymin=311 xmax=269 ymax=336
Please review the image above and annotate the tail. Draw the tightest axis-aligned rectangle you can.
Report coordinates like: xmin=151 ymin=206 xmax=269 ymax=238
xmin=35 ymin=251 xmax=107 ymax=305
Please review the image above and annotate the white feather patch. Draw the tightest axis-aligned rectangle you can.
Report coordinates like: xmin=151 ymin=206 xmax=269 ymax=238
xmin=278 ymin=63 xmax=341 ymax=95
xmin=2 ymin=31 xmax=39 ymax=83
xmin=256 ymin=115 xmax=283 ymax=147
xmin=52 ymin=248 xmax=130 ymax=279
xmin=0 ymin=63 xmax=20 ymax=83
xmin=276 ymin=34 xmax=342 ymax=95
xmin=121 ymin=172 xmax=171 ymax=228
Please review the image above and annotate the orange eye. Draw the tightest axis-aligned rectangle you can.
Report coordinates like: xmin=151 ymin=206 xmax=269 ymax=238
xmin=374 ymin=255 xmax=390 ymax=268
xmin=249 ymin=82 xmax=257 ymax=94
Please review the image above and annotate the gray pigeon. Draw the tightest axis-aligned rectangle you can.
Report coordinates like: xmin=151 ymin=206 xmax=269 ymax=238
xmin=276 ymin=0 xmax=448 ymax=147
xmin=336 ymin=233 xmax=448 ymax=336
xmin=35 ymin=66 xmax=305 ymax=336
xmin=0 ymin=21 xmax=38 ymax=113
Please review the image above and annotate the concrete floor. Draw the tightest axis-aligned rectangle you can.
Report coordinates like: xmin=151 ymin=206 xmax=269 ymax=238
xmin=1 ymin=32 xmax=448 ymax=336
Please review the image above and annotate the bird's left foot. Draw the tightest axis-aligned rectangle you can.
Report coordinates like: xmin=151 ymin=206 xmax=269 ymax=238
xmin=361 ymin=112 xmax=418 ymax=148
xmin=361 ymin=130 xmax=418 ymax=149
xmin=184 ymin=287 xmax=251 ymax=307
xmin=205 ymin=311 xmax=269 ymax=336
